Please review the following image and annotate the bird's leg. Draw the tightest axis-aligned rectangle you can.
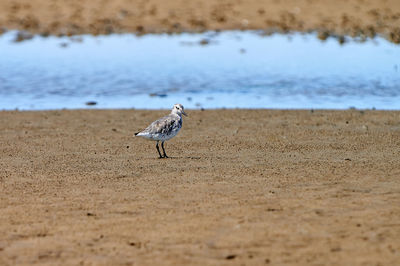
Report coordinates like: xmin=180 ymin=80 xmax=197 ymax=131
xmin=161 ymin=141 xmax=168 ymax=158
xmin=156 ymin=141 xmax=163 ymax=158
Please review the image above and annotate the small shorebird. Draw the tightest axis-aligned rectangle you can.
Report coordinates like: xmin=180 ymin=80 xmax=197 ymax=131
xmin=135 ymin=104 xmax=187 ymax=158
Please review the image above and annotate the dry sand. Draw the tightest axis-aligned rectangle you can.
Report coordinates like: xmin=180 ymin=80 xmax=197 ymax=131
xmin=1 ymin=1 xmax=399 ymax=264
xmin=0 ymin=109 xmax=399 ymax=265
xmin=0 ymin=0 xmax=400 ymax=43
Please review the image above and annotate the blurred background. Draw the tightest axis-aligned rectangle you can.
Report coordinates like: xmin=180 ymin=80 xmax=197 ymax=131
xmin=0 ymin=0 xmax=399 ymax=110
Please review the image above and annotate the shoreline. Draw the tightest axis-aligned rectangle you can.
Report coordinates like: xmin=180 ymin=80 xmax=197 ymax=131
xmin=1 ymin=0 xmax=400 ymax=43
xmin=0 ymin=105 xmax=394 ymax=113
xmin=1 ymin=109 xmax=399 ymax=265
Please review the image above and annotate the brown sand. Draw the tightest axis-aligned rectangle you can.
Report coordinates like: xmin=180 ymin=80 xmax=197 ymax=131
xmin=0 ymin=0 xmax=400 ymax=43
xmin=0 ymin=109 xmax=399 ymax=265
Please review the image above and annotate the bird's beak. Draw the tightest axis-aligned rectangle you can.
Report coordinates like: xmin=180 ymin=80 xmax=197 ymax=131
xmin=182 ymin=111 xmax=188 ymax=117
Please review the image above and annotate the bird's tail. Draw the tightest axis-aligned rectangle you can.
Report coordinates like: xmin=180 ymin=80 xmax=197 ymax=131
xmin=134 ymin=132 xmax=139 ymax=136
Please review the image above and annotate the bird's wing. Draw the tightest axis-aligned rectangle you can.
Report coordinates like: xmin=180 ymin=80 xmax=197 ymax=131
xmin=143 ymin=115 xmax=177 ymax=134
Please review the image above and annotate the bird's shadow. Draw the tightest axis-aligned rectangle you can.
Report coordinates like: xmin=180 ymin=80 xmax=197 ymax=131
xmin=142 ymin=156 xmax=201 ymax=160
xmin=161 ymin=156 xmax=201 ymax=160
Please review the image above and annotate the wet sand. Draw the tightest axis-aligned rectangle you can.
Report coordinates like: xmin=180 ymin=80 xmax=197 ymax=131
xmin=0 ymin=109 xmax=399 ymax=265
xmin=0 ymin=0 xmax=400 ymax=43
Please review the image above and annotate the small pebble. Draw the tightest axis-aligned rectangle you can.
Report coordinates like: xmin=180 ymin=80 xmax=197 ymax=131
xmin=225 ymin=254 xmax=236 ymax=260
xmin=85 ymin=101 xmax=97 ymax=106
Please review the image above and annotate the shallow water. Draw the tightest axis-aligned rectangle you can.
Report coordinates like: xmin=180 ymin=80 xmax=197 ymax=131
xmin=0 ymin=31 xmax=399 ymax=110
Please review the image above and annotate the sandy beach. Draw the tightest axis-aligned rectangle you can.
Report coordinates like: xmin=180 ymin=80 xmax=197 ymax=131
xmin=0 ymin=0 xmax=400 ymax=43
xmin=0 ymin=109 xmax=399 ymax=265
xmin=1 ymin=1 xmax=400 ymax=264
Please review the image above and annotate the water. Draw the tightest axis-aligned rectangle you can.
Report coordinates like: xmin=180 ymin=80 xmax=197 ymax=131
xmin=0 ymin=31 xmax=399 ymax=110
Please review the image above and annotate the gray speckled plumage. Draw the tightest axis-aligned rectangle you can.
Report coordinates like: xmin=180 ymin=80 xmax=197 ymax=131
xmin=136 ymin=113 xmax=182 ymax=141
xmin=134 ymin=104 xmax=187 ymax=158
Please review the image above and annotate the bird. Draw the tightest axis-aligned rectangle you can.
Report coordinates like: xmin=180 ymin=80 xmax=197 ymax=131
xmin=134 ymin=104 xmax=187 ymax=158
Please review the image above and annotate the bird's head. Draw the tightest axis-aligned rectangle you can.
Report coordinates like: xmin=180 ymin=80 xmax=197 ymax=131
xmin=172 ymin=103 xmax=187 ymax=117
